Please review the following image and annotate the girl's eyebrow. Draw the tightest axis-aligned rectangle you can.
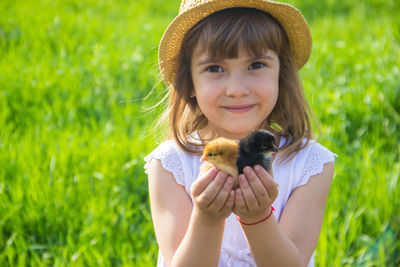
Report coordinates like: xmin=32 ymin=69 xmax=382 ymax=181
xmin=249 ymin=55 xmax=275 ymax=62
xmin=197 ymin=58 xmax=217 ymax=66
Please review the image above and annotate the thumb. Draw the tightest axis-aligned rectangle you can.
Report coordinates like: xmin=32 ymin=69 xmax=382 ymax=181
xmin=191 ymin=167 xmax=218 ymax=197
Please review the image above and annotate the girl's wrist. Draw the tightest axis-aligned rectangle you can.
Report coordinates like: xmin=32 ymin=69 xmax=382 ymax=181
xmin=236 ymin=206 xmax=275 ymax=225
xmin=193 ymin=207 xmax=227 ymax=226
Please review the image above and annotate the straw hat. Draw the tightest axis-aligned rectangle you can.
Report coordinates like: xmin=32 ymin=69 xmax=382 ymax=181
xmin=159 ymin=0 xmax=312 ymax=88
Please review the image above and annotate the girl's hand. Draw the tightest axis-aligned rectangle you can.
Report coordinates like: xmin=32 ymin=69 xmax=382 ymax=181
xmin=233 ymin=165 xmax=279 ymax=223
xmin=190 ymin=167 xmax=235 ymax=223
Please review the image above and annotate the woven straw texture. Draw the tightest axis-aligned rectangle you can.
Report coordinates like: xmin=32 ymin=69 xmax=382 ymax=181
xmin=159 ymin=0 xmax=312 ymax=88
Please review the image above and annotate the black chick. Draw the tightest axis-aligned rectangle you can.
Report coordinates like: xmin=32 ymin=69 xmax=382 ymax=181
xmin=237 ymin=130 xmax=278 ymax=174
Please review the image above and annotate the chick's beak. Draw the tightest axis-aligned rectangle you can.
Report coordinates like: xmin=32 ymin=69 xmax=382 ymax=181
xmin=200 ymin=154 xmax=207 ymax=161
xmin=272 ymin=144 xmax=278 ymax=152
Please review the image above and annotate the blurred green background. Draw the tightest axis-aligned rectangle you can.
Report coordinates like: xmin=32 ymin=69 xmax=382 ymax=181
xmin=1 ymin=0 xmax=399 ymax=266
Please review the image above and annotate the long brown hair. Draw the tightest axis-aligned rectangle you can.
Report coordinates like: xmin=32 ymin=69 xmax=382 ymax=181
xmin=159 ymin=8 xmax=318 ymax=162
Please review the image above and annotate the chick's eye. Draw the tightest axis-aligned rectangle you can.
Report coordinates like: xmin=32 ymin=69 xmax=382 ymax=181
xmin=249 ymin=62 xmax=265 ymax=70
xmin=206 ymin=65 xmax=223 ymax=73
xmin=208 ymin=152 xmax=217 ymax=157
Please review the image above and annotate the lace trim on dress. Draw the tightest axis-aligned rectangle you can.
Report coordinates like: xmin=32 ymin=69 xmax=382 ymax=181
xmin=144 ymin=141 xmax=185 ymax=186
xmin=298 ymin=144 xmax=337 ymax=187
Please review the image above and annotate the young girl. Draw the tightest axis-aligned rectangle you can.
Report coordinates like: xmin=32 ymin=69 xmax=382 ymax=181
xmin=145 ymin=0 xmax=336 ymax=266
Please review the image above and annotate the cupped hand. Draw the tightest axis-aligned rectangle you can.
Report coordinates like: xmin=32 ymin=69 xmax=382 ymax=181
xmin=233 ymin=165 xmax=279 ymax=223
xmin=190 ymin=167 xmax=235 ymax=222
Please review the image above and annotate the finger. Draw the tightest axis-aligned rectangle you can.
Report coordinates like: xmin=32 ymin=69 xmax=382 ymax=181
xmin=268 ymin=185 xmax=279 ymax=202
xmin=254 ymin=165 xmax=279 ymax=201
xmin=243 ymin=166 xmax=269 ymax=206
xmin=233 ymin=188 xmax=247 ymax=214
xmin=209 ymin=176 xmax=234 ymax=210
xmin=239 ymin=174 xmax=259 ymax=209
xmin=220 ymin=189 xmax=235 ymax=215
xmin=199 ymin=161 xmax=213 ymax=176
xmin=198 ymin=171 xmax=228 ymax=206
xmin=191 ymin=167 xmax=218 ymax=196
xmin=254 ymin=165 xmax=278 ymax=189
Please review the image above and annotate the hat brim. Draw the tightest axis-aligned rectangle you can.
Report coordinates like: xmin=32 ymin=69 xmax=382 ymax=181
xmin=159 ymin=0 xmax=312 ymax=88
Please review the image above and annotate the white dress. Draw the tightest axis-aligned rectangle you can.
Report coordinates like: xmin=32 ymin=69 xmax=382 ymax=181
xmin=144 ymin=136 xmax=336 ymax=267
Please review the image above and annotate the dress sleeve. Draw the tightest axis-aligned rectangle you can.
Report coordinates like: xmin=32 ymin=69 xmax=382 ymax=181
xmin=297 ymin=142 xmax=337 ymax=187
xmin=144 ymin=141 xmax=185 ymax=186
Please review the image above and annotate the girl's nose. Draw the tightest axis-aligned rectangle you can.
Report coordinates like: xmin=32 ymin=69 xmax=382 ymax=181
xmin=225 ymin=72 xmax=250 ymax=97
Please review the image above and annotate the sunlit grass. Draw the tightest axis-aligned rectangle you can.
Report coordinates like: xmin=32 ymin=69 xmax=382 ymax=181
xmin=1 ymin=0 xmax=399 ymax=266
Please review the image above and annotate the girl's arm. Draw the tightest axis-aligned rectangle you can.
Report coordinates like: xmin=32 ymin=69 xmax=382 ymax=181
xmin=147 ymin=159 xmax=234 ymax=267
xmin=234 ymin=162 xmax=334 ymax=267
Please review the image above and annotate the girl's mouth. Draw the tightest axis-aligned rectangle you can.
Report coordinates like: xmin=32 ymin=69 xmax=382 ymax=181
xmin=222 ymin=104 xmax=254 ymax=113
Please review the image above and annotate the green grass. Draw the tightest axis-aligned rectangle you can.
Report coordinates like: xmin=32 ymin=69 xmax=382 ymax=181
xmin=1 ymin=0 xmax=399 ymax=266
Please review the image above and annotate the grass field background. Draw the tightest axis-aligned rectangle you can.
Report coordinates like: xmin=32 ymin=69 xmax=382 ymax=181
xmin=1 ymin=0 xmax=399 ymax=266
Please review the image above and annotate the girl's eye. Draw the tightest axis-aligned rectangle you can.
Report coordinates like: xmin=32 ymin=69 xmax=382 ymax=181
xmin=206 ymin=65 xmax=223 ymax=73
xmin=249 ymin=62 xmax=265 ymax=70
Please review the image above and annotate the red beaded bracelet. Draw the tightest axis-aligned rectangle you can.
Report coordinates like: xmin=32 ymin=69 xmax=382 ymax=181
xmin=236 ymin=206 xmax=275 ymax=226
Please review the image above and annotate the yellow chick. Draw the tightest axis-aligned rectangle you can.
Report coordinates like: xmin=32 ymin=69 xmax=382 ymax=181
xmin=200 ymin=137 xmax=240 ymax=188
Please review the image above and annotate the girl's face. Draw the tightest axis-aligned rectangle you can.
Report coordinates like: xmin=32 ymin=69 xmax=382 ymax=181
xmin=191 ymin=47 xmax=280 ymax=139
